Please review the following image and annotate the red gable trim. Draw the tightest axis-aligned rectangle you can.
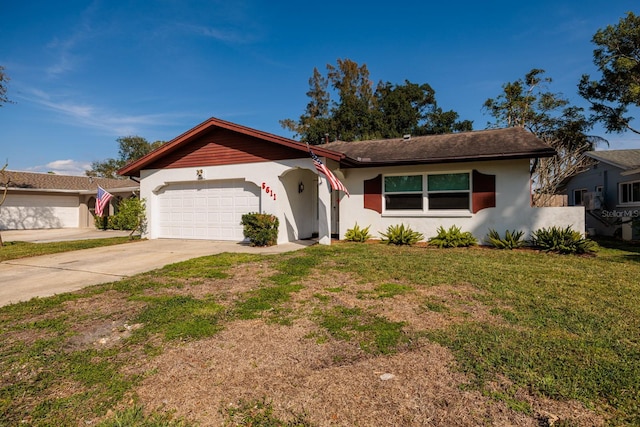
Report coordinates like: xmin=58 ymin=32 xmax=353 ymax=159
xmin=118 ymin=117 xmax=344 ymax=177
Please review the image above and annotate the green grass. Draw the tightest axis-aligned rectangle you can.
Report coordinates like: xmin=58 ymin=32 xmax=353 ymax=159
xmin=224 ymin=398 xmax=313 ymax=426
xmin=309 ymin=242 xmax=640 ymax=424
xmin=0 ymin=237 xmax=137 ymax=261
xmin=132 ymin=295 xmax=225 ymax=341
xmin=0 ymin=240 xmax=639 ymax=425
xmin=317 ymin=305 xmax=410 ymax=355
xmin=232 ymin=253 xmax=318 ymax=320
xmin=96 ymin=405 xmax=192 ymax=427
xmin=157 ymin=253 xmax=264 ymax=279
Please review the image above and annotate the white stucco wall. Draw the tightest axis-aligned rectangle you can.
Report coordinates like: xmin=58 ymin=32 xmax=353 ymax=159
xmin=337 ymin=159 xmax=585 ymax=242
xmin=138 ymin=157 xmax=585 ymax=245
xmin=0 ymin=193 xmax=79 ymax=230
xmin=139 ymin=159 xmax=327 ymax=244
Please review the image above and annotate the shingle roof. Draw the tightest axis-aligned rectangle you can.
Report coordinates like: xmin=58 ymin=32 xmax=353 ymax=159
xmin=118 ymin=118 xmax=555 ymax=177
xmin=1 ymin=171 xmax=138 ymax=192
xmin=586 ymin=149 xmax=640 ymax=170
xmin=323 ymin=127 xmax=555 ymax=166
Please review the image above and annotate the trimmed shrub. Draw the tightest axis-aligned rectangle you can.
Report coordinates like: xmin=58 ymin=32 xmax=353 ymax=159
xmin=530 ymin=225 xmax=598 ymax=254
xmin=429 ymin=225 xmax=477 ymax=248
xmin=485 ymin=229 xmax=525 ymax=250
xmin=241 ymin=213 xmax=279 ymax=247
xmin=108 ymin=198 xmax=147 ymax=234
xmin=380 ymin=224 xmax=424 ymax=246
xmin=344 ymin=223 xmax=372 ymax=242
xmin=94 ymin=215 xmax=109 ymax=230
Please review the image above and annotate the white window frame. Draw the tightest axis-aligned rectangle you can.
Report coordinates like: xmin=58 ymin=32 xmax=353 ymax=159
xmin=382 ymin=171 xmax=472 ymax=217
xmin=619 ymin=180 xmax=640 ymax=205
xmin=382 ymin=174 xmax=424 ymax=212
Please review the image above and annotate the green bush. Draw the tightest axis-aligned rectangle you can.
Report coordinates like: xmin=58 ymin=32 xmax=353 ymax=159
xmin=428 ymin=225 xmax=477 ymax=248
xmin=344 ymin=223 xmax=372 ymax=242
xmin=379 ymin=224 xmax=424 ymax=246
xmin=530 ymin=226 xmax=598 ymax=254
xmin=108 ymin=198 xmax=147 ymax=234
xmin=94 ymin=215 xmax=109 ymax=230
xmin=485 ymin=229 xmax=526 ymax=250
xmin=241 ymin=213 xmax=279 ymax=247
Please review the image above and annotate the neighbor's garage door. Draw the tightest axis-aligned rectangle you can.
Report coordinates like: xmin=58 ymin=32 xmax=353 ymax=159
xmin=157 ymin=179 xmax=260 ymax=240
xmin=0 ymin=193 xmax=78 ymax=229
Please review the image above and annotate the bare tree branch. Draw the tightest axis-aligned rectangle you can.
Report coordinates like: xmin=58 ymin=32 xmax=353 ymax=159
xmin=0 ymin=162 xmax=10 ymax=246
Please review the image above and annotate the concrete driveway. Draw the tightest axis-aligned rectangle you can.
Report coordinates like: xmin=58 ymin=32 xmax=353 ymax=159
xmin=0 ymin=230 xmax=315 ymax=307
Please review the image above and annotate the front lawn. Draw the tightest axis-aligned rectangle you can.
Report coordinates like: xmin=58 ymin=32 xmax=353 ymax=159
xmin=0 ymin=237 xmax=138 ymax=262
xmin=0 ymin=241 xmax=638 ymax=426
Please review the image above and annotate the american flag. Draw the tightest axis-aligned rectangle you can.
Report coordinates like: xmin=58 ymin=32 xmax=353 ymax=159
xmin=309 ymin=149 xmax=350 ymax=197
xmin=95 ymin=186 xmax=113 ymax=216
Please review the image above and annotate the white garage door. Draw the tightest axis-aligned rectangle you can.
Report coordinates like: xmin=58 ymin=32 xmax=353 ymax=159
xmin=0 ymin=194 xmax=79 ymax=229
xmin=157 ymin=179 xmax=260 ymax=240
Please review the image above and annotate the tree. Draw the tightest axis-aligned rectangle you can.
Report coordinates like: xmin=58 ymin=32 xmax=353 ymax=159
xmin=281 ymin=58 xmax=472 ymax=144
xmin=484 ymin=69 xmax=606 ymax=206
xmin=280 ymin=67 xmax=334 ymax=145
xmin=374 ymin=80 xmax=435 ymax=138
xmin=326 ymin=58 xmax=377 ymax=141
xmin=375 ymin=80 xmax=472 ymax=137
xmin=86 ymin=136 xmax=163 ymax=179
xmin=0 ymin=66 xmax=13 ymax=107
xmin=578 ymin=12 xmax=640 ymax=135
xmin=424 ymin=107 xmax=473 ymax=135
xmin=0 ymin=162 xmax=10 ymax=247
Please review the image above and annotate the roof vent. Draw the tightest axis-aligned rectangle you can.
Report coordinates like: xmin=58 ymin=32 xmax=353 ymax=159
xmin=403 ymin=134 xmax=411 ymax=140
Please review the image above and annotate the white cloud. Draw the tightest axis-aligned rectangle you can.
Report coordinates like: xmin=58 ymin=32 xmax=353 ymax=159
xmin=28 ymin=159 xmax=91 ymax=176
xmin=189 ymin=24 xmax=256 ymax=44
xmin=173 ymin=11 xmax=262 ymax=46
xmin=20 ymin=87 xmax=183 ymax=136
xmin=44 ymin=1 xmax=102 ymax=77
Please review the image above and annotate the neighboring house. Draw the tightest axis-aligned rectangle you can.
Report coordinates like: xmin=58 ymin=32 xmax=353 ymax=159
xmin=119 ymin=117 xmax=585 ymax=245
xmin=0 ymin=171 xmax=139 ymax=230
xmin=563 ymin=149 xmax=640 ymax=240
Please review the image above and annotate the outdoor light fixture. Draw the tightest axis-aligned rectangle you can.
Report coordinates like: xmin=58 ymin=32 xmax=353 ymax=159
xmin=196 ymin=169 xmax=204 ymax=180
xmin=298 ymin=182 xmax=305 ymax=193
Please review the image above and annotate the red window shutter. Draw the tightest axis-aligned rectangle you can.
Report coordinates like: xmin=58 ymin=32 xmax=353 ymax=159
xmin=472 ymin=170 xmax=496 ymax=213
xmin=363 ymin=174 xmax=382 ymax=213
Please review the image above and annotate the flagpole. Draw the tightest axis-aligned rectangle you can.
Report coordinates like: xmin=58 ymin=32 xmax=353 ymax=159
xmin=307 ymin=142 xmax=328 ymax=192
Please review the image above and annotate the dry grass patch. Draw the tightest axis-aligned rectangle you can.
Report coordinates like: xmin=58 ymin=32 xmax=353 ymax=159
xmin=129 ymin=260 xmax=603 ymax=426
xmin=134 ymin=315 xmax=600 ymax=426
xmin=139 ymin=263 xmax=275 ymax=301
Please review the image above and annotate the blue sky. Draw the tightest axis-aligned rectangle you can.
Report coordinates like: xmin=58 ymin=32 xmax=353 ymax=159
xmin=1 ymin=1 xmax=638 ymax=175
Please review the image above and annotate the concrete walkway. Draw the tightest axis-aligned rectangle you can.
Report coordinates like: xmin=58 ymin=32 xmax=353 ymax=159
xmin=0 ymin=230 xmax=315 ymax=307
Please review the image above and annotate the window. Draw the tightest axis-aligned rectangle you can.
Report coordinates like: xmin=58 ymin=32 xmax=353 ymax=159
xmin=382 ymin=172 xmax=471 ymax=211
xmin=384 ymin=175 xmax=423 ymax=210
xmin=619 ymin=180 xmax=640 ymax=204
xmin=573 ymin=189 xmax=587 ymax=206
xmin=427 ymin=173 xmax=470 ymax=210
